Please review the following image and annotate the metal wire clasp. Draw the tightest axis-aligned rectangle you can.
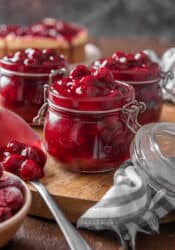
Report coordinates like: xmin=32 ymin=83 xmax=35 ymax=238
xmin=32 ymin=84 xmax=49 ymax=126
xmin=32 ymin=68 xmax=67 ymax=126
xmin=161 ymin=70 xmax=174 ymax=97
xmin=122 ymin=100 xmax=146 ymax=134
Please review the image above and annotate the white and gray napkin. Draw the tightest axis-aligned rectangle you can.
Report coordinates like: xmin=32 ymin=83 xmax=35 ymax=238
xmin=144 ymin=48 xmax=175 ymax=102
xmin=77 ymin=160 xmax=175 ymax=250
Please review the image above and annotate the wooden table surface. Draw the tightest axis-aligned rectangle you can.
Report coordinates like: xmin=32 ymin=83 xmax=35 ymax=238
xmin=2 ymin=38 xmax=175 ymax=250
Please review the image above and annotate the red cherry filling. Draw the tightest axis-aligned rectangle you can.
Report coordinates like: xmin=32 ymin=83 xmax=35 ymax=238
xmin=94 ymin=67 xmax=114 ymax=82
xmin=21 ymin=145 xmax=46 ymax=168
xmin=0 ymin=20 xmax=83 ymax=43
xmin=0 ymin=159 xmax=24 ymax=222
xmin=0 ymin=141 xmax=46 ymax=181
xmin=92 ymin=51 xmax=160 ymax=81
xmin=70 ymin=65 xmax=91 ymax=80
xmin=6 ymin=141 xmax=25 ymax=154
xmin=3 ymin=155 xmax=24 ymax=175
xmin=2 ymin=186 xmax=24 ymax=211
xmin=92 ymin=50 xmax=162 ymax=125
xmin=55 ymin=21 xmax=82 ymax=42
xmin=45 ymin=63 xmax=135 ymax=172
xmin=0 ymin=48 xmax=67 ymax=124
xmin=20 ymin=159 xmax=43 ymax=181
xmin=0 ymin=48 xmax=67 ymax=74
xmin=51 ymin=65 xmax=127 ymax=101
xmin=0 ymin=25 xmax=20 ymax=37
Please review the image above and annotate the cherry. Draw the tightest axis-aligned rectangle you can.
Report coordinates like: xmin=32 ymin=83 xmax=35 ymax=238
xmin=20 ymin=159 xmax=43 ymax=181
xmin=2 ymin=155 xmax=24 ymax=175
xmin=17 ymin=26 xmax=27 ymax=36
xmin=21 ymin=145 xmax=46 ymax=168
xmin=49 ymin=55 xmax=60 ymax=63
xmin=42 ymin=48 xmax=55 ymax=56
xmin=0 ymin=25 xmax=19 ymax=36
xmin=24 ymin=58 xmax=37 ymax=66
xmin=112 ymin=51 xmax=125 ymax=60
xmin=79 ymin=76 xmax=99 ymax=97
xmin=70 ymin=65 xmax=90 ymax=80
xmin=6 ymin=141 xmax=25 ymax=154
xmin=126 ymin=53 xmax=138 ymax=67
xmin=53 ymin=77 xmax=73 ymax=96
xmin=55 ymin=21 xmax=80 ymax=41
xmin=101 ymin=58 xmax=119 ymax=70
xmin=52 ymin=64 xmax=126 ymax=99
xmin=3 ymin=186 xmax=23 ymax=211
xmin=26 ymin=48 xmax=41 ymax=60
xmin=136 ymin=51 xmax=149 ymax=64
xmin=11 ymin=51 xmax=25 ymax=63
xmin=94 ymin=67 xmax=114 ymax=82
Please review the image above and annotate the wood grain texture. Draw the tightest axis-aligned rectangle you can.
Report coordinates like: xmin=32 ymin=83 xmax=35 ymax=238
xmin=2 ymin=216 xmax=175 ymax=250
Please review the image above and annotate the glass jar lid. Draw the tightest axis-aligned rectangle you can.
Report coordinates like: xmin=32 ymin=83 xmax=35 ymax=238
xmin=131 ymin=122 xmax=175 ymax=195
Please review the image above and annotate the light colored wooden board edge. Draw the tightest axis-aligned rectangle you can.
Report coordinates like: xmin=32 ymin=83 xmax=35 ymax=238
xmin=28 ymin=189 xmax=175 ymax=224
xmin=29 ymin=189 xmax=95 ymax=222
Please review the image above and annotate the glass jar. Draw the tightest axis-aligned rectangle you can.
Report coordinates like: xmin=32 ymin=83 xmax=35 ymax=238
xmin=43 ymin=81 xmax=145 ymax=173
xmin=130 ymin=122 xmax=175 ymax=194
xmin=93 ymin=52 xmax=164 ymax=125
xmin=112 ymin=67 xmax=162 ymax=125
xmin=0 ymin=51 xmax=67 ymax=125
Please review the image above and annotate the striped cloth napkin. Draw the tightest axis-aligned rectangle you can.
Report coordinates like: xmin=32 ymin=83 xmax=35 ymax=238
xmin=77 ymin=160 xmax=175 ymax=250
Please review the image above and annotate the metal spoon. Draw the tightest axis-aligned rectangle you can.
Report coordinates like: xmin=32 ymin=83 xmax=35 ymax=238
xmin=30 ymin=180 xmax=92 ymax=250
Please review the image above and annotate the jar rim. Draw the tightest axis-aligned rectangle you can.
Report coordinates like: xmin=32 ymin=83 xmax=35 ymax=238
xmin=0 ymin=59 xmax=66 ymax=76
xmin=0 ymin=67 xmax=50 ymax=77
xmin=131 ymin=122 xmax=175 ymax=194
xmin=112 ymin=65 xmax=161 ymax=83
xmin=48 ymin=98 xmax=136 ymax=114
xmin=124 ymin=77 xmax=161 ymax=84
xmin=0 ymin=57 xmax=62 ymax=67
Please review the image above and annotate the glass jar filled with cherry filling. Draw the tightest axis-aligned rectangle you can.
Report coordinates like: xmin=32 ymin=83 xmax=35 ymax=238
xmin=93 ymin=51 xmax=162 ymax=125
xmin=43 ymin=65 xmax=145 ymax=172
xmin=0 ymin=48 xmax=67 ymax=125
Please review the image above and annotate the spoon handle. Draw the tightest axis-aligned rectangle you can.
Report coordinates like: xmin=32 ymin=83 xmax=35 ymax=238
xmin=30 ymin=181 xmax=91 ymax=250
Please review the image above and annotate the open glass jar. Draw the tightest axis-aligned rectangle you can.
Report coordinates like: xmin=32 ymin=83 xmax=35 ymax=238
xmin=0 ymin=49 xmax=67 ymax=125
xmin=43 ymin=78 xmax=145 ymax=173
xmin=131 ymin=122 xmax=175 ymax=195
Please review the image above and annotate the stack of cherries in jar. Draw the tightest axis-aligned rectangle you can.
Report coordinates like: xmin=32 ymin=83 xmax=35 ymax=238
xmin=44 ymin=64 xmax=136 ymax=172
xmin=92 ymin=51 xmax=162 ymax=124
xmin=0 ymin=48 xmax=67 ymax=125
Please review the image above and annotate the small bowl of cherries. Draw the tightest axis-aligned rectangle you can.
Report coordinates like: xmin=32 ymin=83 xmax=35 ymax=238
xmin=0 ymin=163 xmax=32 ymax=247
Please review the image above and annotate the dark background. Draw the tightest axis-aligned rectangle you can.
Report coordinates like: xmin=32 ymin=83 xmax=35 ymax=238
xmin=0 ymin=0 xmax=175 ymax=39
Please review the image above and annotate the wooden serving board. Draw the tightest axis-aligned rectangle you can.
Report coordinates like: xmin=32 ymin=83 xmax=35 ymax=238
xmin=29 ymin=103 xmax=175 ymax=223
